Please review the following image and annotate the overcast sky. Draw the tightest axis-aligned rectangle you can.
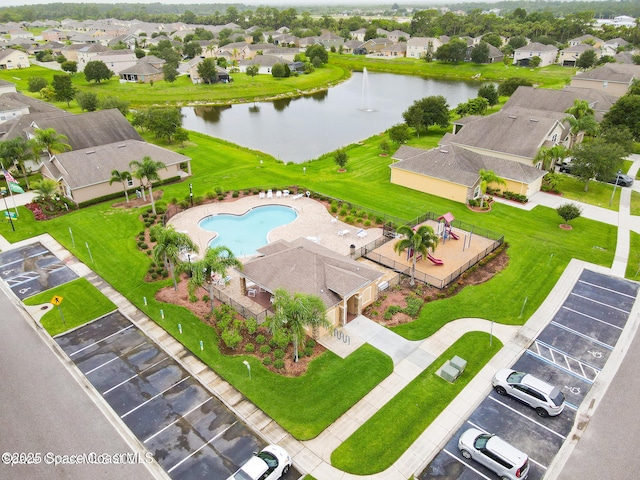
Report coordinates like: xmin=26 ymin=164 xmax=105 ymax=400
xmin=7 ymin=0 xmax=427 ymax=7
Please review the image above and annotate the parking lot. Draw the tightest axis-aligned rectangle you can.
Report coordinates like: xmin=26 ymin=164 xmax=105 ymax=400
xmin=56 ymin=311 xmax=300 ymax=480
xmin=0 ymin=242 xmax=77 ymax=300
xmin=419 ymin=269 xmax=639 ymax=480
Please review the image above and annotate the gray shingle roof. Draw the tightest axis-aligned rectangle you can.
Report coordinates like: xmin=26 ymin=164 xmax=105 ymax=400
xmin=573 ymin=63 xmax=640 ymax=83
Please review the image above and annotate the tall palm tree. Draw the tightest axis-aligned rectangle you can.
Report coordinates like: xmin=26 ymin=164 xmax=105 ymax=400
xmin=0 ymin=137 xmax=35 ymax=189
xmin=268 ymin=288 xmax=329 ymax=362
xmin=535 ymin=144 xmax=568 ymax=170
xmin=478 ymin=168 xmax=507 ymax=209
xmin=177 ymin=245 xmax=242 ymax=310
xmin=150 ymin=224 xmax=199 ymax=290
xmin=129 ymin=156 xmax=166 ymax=214
xmin=30 ymin=128 xmax=71 ymax=159
xmin=109 ymin=169 xmax=132 ymax=203
xmin=563 ymin=99 xmax=598 ymax=148
xmin=393 ymin=224 xmax=439 ymax=286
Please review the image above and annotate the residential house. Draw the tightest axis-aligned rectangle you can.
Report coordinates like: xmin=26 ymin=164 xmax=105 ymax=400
xmin=118 ymin=58 xmax=164 ymax=83
xmin=76 ymin=44 xmax=110 ymax=70
xmin=87 ymin=49 xmax=137 ymax=75
xmin=42 ymin=28 xmax=68 ymax=42
xmin=237 ymin=238 xmax=383 ymax=329
xmin=558 ymin=44 xmax=599 ymax=67
xmin=614 ymin=51 xmax=636 ymax=64
xmin=350 ymin=28 xmax=367 ymax=42
xmin=0 ymin=48 xmax=30 ymax=70
xmin=317 ymin=31 xmax=344 ymax=50
xmin=237 ymin=55 xmax=288 ymax=74
xmin=387 ymin=30 xmax=410 ymax=43
xmin=513 ymin=42 xmax=558 ymax=67
xmin=569 ymin=63 xmax=640 ymax=98
xmin=466 ymin=43 xmax=504 ymax=63
xmin=567 ymin=34 xmax=604 ymax=48
xmin=407 ymin=37 xmax=441 ymax=59
xmin=354 ymin=37 xmax=394 ymax=55
xmin=602 ymin=37 xmax=628 ymax=56
xmin=186 ymin=57 xmax=230 ymax=84
xmin=341 ymin=39 xmax=364 ymax=54
xmin=381 ymin=42 xmax=407 ymax=58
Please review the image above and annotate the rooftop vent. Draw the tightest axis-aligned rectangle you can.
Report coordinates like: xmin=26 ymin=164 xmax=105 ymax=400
xmin=117 ymin=144 xmax=126 ymax=148
xmin=85 ymin=150 xmax=95 ymax=154
xmin=508 ymin=114 xmax=517 ymax=119
xmin=530 ymin=118 xmax=539 ymax=122
xmin=439 ymin=149 xmax=449 ymax=154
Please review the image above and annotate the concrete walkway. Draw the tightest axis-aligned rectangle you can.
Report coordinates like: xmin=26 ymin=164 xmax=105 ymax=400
xmin=1 ymin=157 xmax=639 ymax=480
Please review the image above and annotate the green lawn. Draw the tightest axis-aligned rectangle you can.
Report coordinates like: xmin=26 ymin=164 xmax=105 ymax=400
xmin=626 ymin=231 xmax=640 ymax=281
xmin=331 ymin=332 xmax=503 ymax=474
xmin=23 ymin=277 xmax=116 ymax=336
xmin=555 ymin=174 xmax=622 ymax=211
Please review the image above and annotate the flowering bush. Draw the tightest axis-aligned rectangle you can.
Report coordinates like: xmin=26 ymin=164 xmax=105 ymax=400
xmin=25 ymin=202 xmax=47 ymax=220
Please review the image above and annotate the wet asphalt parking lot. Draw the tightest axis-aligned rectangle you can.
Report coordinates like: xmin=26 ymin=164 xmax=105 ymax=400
xmin=419 ymin=269 xmax=639 ymax=480
xmin=55 ymin=311 xmax=301 ymax=480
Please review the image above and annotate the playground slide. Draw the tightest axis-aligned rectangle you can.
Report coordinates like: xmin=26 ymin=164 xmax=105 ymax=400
xmin=427 ymin=253 xmax=444 ymax=265
xmin=448 ymin=229 xmax=460 ymax=240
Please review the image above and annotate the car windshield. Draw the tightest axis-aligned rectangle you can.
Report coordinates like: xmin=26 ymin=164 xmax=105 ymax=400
xmin=231 ymin=471 xmax=253 ymax=480
xmin=550 ymin=388 xmax=565 ymax=406
xmin=474 ymin=433 xmax=492 ymax=450
xmin=257 ymin=451 xmax=278 ymax=469
xmin=506 ymin=371 xmax=526 ymax=384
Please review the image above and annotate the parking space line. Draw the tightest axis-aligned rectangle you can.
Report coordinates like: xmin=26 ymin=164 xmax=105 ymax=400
xmin=102 ymin=357 xmax=168 ymax=395
xmin=525 ymin=350 xmax=595 ymax=384
xmin=167 ymin=421 xmax=238 ymax=474
xmin=561 ymin=306 xmax=623 ymax=331
xmin=487 ymin=396 xmax=566 ymax=440
xmin=144 ymin=397 xmax=213 ymax=444
xmin=121 ymin=376 xmax=191 ymax=419
xmin=84 ymin=341 xmax=147 ymax=375
xmin=579 ymin=279 xmax=637 ymax=299
xmin=442 ymin=449 xmax=493 ymax=480
xmin=536 ymin=339 xmax=602 ymax=372
xmin=550 ymin=321 xmax=613 ymax=350
xmin=570 ymin=292 xmax=632 ymax=315
xmin=69 ymin=325 xmax=134 ymax=357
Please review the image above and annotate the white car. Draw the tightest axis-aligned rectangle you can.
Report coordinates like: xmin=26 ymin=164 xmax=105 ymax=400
xmin=458 ymin=428 xmax=529 ymax=480
xmin=227 ymin=444 xmax=291 ymax=480
xmin=492 ymin=369 xmax=565 ymax=417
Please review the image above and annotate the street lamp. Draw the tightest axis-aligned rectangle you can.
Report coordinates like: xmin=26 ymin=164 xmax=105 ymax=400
xmin=609 ymin=169 xmax=622 ymax=207
xmin=189 ymin=183 xmax=193 ymax=207
xmin=242 ymin=360 xmax=251 ymax=380
xmin=1 ymin=188 xmax=15 ymax=232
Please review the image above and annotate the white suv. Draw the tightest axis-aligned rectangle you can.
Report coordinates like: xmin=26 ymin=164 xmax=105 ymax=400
xmin=227 ymin=445 xmax=291 ymax=480
xmin=458 ymin=428 xmax=529 ymax=480
xmin=492 ymin=369 xmax=565 ymax=417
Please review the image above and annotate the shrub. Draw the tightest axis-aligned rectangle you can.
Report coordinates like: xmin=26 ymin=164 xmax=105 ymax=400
xmin=304 ymin=346 xmax=314 ymax=357
xmin=217 ymin=195 xmax=225 ymax=201
xmin=255 ymin=334 xmax=266 ymax=344
xmin=259 ymin=344 xmax=271 ymax=354
xmin=214 ymin=186 xmax=223 ymax=195
xmin=232 ymin=190 xmax=239 ymax=198
xmin=245 ymin=343 xmax=255 ymax=353
xmin=364 ymin=219 xmax=371 ymax=227
xmin=206 ymin=191 xmax=216 ymax=199
xmin=273 ymin=348 xmax=285 ymax=359
xmin=404 ymin=295 xmax=424 ymax=317
xmin=245 ymin=317 xmax=258 ymax=335
xmin=273 ymin=359 xmax=285 ymax=369
xmin=262 ymin=356 xmax=272 ymax=366
xmin=331 ymin=204 xmax=339 ymax=214
xmin=383 ymin=305 xmax=402 ymax=320
xmin=305 ymin=339 xmax=316 ymax=348
xmin=339 ymin=207 xmax=348 ymax=216
xmin=344 ymin=215 xmax=354 ymax=224
xmin=221 ymin=328 xmax=242 ymax=349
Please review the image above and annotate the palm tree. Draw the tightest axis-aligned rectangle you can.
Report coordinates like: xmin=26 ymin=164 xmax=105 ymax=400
xmin=30 ymin=128 xmax=71 ymax=159
xmin=31 ymin=178 xmax=59 ymax=211
xmin=478 ymin=169 xmax=507 ymax=209
xmin=268 ymin=288 xmax=329 ymax=362
xmin=393 ymin=224 xmax=439 ymax=286
xmin=177 ymin=245 xmax=242 ymax=310
xmin=535 ymin=144 xmax=568 ymax=170
xmin=563 ymin=99 xmax=598 ymax=148
xmin=150 ymin=225 xmax=199 ymax=290
xmin=109 ymin=169 xmax=132 ymax=203
xmin=129 ymin=156 xmax=166 ymax=214
xmin=0 ymin=137 xmax=35 ymax=189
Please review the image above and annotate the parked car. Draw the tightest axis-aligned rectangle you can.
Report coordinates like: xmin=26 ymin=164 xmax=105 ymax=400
xmin=607 ymin=173 xmax=634 ymax=187
xmin=492 ymin=369 xmax=565 ymax=417
xmin=558 ymin=159 xmax=573 ymax=173
xmin=458 ymin=428 xmax=529 ymax=480
xmin=227 ymin=445 xmax=291 ymax=480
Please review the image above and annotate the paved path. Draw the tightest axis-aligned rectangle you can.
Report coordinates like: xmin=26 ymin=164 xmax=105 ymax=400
xmin=1 ymin=157 xmax=639 ymax=479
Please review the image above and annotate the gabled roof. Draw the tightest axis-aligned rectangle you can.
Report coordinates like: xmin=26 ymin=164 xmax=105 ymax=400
xmin=119 ymin=61 xmax=161 ymax=75
xmin=560 ymin=44 xmax=597 ymax=54
xmin=515 ymin=42 xmax=558 ymax=52
xmin=390 ymin=145 xmax=546 ymax=186
xmin=573 ymin=63 xmax=640 ymax=83
xmin=31 ymin=109 xmax=142 ymax=151
xmin=240 ymin=238 xmax=382 ymax=308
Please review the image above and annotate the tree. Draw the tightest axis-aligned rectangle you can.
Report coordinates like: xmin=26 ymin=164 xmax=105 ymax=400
xmin=435 ymin=38 xmax=468 ymax=63
xmin=271 ymin=63 xmax=285 ymax=78
xmin=571 ymin=137 xmax=625 ymax=191
xmin=535 ymin=144 xmax=568 ymax=170
xmin=129 ymin=156 xmax=167 ymax=214
xmin=61 ymin=61 xmax=77 ymax=74
xmin=530 ymin=56 xmax=542 ymax=68
xmin=602 ymin=94 xmax=640 ymax=141
xmin=27 ymin=76 xmax=48 ymax=93
xmin=478 ymin=169 xmax=506 ymax=208
xmin=84 ymin=60 xmax=113 ymax=84
xmin=508 ymin=36 xmax=527 ymax=50
xmin=393 ymin=224 xmax=439 ymax=286
xmin=245 ymin=64 xmax=260 ymax=80
xmin=455 ymin=97 xmax=489 ymax=116
xmin=0 ymin=137 xmax=34 ymax=189
xmin=478 ymin=83 xmax=499 ymax=106
xmin=182 ymin=41 xmax=202 ymax=59
xmin=52 ymin=74 xmax=76 ymax=107
xmin=364 ymin=25 xmax=378 ymax=41
xmin=145 ymin=107 xmax=183 ymax=143
xmin=150 ymin=225 xmax=199 ymax=290
xmin=134 ymin=48 xmax=146 ymax=59
xmin=563 ymin=106 xmax=598 ymax=147
xmin=556 ymin=203 xmax=582 ymax=226
xmin=197 ymin=58 xmax=218 ymax=84
xmin=31 ymin=178 xmax=59 ymax=209
xmin=388 ymin=123 xmax=411 ymax=144
xmin=75 ymin=91 xmax=98 ymax=112
xmin=176 ymin=246 xmax=242 ymax=308
xmin=100 ymin=96 xmax=130 ymax=116
xmin=599 ymin=124 xmax=634 ymax=156
xmin=31 ymin=128 xmax=71 ymax=159
xmin=497 ymin=77 xmax=534 ymax=97
xmin=162 ymin=63 xmax=179 ymax=84
xmin=402 ymin=95 xmax=450 ymax=137
xmin=471 ymin=41 xmax=490 ymax=64
xmin=109 ymin=169 xmax=132 ymax=203
xmin=576 ymin=49 xmax=597 ymax=69
xmin=305 ymin=44 xmax=328 ymax=65
xmin=482 ymin=33 xmax=503 ymax=49
xmin=334 ymin=149 xmax=348 ymax=170
xmin=267 ymin=288 xmax=329 ymax=362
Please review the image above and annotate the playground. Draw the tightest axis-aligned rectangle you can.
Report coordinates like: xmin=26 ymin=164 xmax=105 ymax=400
xmin=369 ymin=213 xmax=502 ymax=288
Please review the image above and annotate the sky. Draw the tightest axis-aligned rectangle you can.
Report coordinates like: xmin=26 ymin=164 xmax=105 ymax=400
xmin=7 ymin=0 xmax=420 ymax=7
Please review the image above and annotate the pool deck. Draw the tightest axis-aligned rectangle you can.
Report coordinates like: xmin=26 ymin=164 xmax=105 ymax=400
xmin=167 ymin=195 xmax=384 ymax=259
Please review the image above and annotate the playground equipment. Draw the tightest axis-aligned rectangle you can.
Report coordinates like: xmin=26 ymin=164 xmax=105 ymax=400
xmin=427 ymin=252 xmax=444 ymax=265
xmin=438 ymin=212 xmax=460 ymax=241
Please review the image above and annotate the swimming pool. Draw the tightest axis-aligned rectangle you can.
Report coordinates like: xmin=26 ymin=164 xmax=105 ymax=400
xmin=199 ymin=205 xmax=298 ymax=257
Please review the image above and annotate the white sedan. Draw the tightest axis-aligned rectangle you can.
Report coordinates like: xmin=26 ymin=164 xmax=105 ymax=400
xmin=227 ymin=445 xmax=291 ymax=480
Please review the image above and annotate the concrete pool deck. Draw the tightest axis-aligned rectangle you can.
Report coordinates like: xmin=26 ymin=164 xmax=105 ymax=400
xmin=167 ymin=195 xmax=384 ymax=258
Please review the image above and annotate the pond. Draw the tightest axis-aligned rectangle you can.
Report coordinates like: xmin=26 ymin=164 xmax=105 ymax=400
xmin=181 ymin=71 xmax=482 ymax=164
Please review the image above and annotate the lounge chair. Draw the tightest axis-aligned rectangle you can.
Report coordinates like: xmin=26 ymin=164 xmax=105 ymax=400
xmin=218 ymin=275 xmax=231 ymax=287
xmin=259 ymin=191 xmax=265 ymax=199
xmin=276 ymin=190 xmax=282 ymax=198
xmin=331 ymin=216 xmax=338 ymax=224
xmin=356 ymin=229 xmax=367 ymax=238
xmin=338 ymin=229 xmax=350 ymax=237
xmin=292 ymin=193 xmax=304 ymax=200
xmin=283 ymin=190 xmax=289 ymax=197
xmin=267 ymin=189 xmax=273 ymax=199
xmin=247 ymin=288 xmax=256 ymax=297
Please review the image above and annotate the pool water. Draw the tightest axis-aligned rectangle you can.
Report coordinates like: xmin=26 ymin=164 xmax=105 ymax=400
xmin=199 ymin=205 xmax=297 ymax=257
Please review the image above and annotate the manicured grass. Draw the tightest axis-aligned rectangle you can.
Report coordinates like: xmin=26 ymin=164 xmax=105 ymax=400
xmin=555 ymin=174 xmax=621 ymax=211
xmin=331 ymin=332 xmax=503 ymax=474
xmin=626 ymin=231 xmax=640 ymax=281
xmin=631 ymin=191 xmax=640 ymax=217
xmin=329 ymin=53 xmax=576 ymax=89
xmin=23 ymin=278 xmax=116 ymax=336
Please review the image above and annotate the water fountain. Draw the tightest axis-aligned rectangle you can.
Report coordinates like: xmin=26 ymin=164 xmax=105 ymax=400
xmin=360 ymin=67 xmax=373 ymax=112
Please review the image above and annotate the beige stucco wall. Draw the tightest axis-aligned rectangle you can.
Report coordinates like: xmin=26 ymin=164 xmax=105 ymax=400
xmin=569 ymin=78 xmax=629 ymax=98
xmin=391 ymin=168 xmax=469 ymax=203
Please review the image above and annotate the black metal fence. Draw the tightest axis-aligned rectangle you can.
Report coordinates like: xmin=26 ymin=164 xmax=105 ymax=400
xmin=211 ymin=286 xmax=270 ymax=324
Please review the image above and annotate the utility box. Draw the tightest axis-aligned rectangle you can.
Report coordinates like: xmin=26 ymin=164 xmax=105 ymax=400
xmin=439 ymin=362 xmax=460 ymax=383
xmin=450 ymin=355 xmax=467 ymax=373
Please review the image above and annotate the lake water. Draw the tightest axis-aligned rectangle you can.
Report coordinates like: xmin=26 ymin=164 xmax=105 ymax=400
xmin=181 ymin=71 xmax=481 ymax=164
